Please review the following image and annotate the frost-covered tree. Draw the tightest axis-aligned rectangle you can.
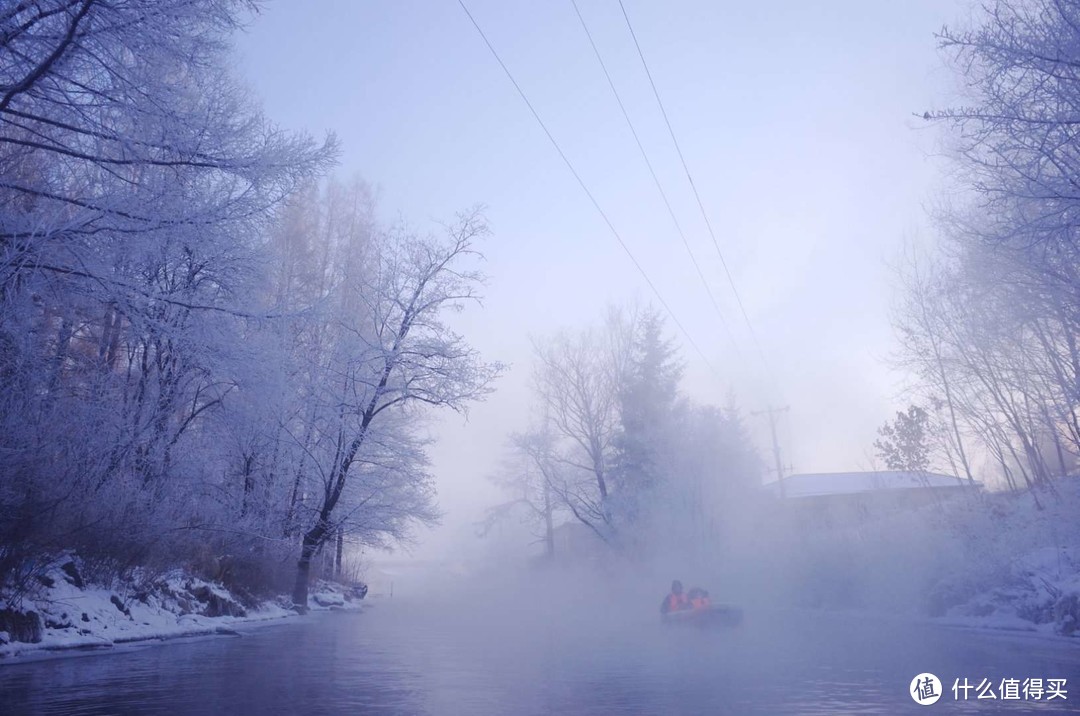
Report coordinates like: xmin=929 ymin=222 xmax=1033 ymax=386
xmin=0 ymin=3 xmax=503 ymax=602
xmin=0 ymin=0 xmax=332 ymax=584
xmin=661 ymin=403 xmax=760 ymax=554
xmin=484 ymin=429 xmax=561 ymax=559
xmin=283 ymin=209 xmax=503 ymax=608
xmin=897 ymin=0 xmax=1080 ymax=495
xmin=520 ymin=306 xmax=760 ymax=558
xmin=531 ymin=323 xmax=622 ymax=540
xmin=610 ymin=307 xmax=683 ymax=524
xmin=874 ymin=405 xmax=931 ymax=473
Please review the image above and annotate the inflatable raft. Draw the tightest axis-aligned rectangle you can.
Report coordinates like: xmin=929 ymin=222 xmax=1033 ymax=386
xmin=662 ymin=604 xmax=743 ymax=628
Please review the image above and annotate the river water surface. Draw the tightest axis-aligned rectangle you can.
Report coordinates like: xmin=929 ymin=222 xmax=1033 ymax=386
xmin=1 ymin=593 xmax=1078 ymax=715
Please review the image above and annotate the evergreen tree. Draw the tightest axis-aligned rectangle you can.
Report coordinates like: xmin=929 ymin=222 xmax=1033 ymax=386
xmin=611 ymin=308 xmax=682 ymax=525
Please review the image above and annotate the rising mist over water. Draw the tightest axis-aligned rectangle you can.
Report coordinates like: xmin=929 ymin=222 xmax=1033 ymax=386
xmin=3 ymin=0 xmax=1080 ymax=712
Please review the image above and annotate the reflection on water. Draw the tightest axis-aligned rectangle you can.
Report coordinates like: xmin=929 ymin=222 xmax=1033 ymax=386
xmin=1 ymin=597 xmax=1078 ymax=715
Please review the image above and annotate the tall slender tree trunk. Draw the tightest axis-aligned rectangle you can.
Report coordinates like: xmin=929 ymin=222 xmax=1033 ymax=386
xmin=335 ymin=528 xmax=344 ymax=578
xmin=542 ymin=479 xmax=554 ymax=559
xmin=923 ymin=299 xmax=974 ymax=485
xmin=292 ymin=522 xmax=327 ymax=610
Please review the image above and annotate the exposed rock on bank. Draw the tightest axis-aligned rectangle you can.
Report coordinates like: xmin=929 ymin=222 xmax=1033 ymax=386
xmin=0 ymin=558 xmax=365 ymax=661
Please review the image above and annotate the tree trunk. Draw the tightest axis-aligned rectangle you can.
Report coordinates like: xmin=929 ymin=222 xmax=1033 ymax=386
xmin=335 ymin=529 xmax=344 ymax=578
xmin=292 ymin=523 xmax=326 ymax=610
xmin=543 ymin=479 xmax=554 ymax=559
xmin=923 ymin=296 xmax=974 ymax=485
xmin=240 ymin=453 xmax=255 ymax=516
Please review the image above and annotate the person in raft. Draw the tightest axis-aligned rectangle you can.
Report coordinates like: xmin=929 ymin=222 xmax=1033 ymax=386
xmin=686 ymin=587 xmax=711 ymax=610
xmin=660 ymin=580 xmax=692 ymax=613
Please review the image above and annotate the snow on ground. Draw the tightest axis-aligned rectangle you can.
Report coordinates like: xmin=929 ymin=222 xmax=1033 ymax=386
xmin=0 ymin=558 xmax=365 ymax=662
xmin=935 ymin=543 xmax=1080 ymax=635
xmin=766 ymin=475 xmax=1080 ymax=637
xmin=920 ymin=478 xmax=1080 ymax=636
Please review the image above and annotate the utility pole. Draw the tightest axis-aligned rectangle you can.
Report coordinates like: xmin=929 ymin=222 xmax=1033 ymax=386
xmin=753 ymin=405 xmax=790 ymax=498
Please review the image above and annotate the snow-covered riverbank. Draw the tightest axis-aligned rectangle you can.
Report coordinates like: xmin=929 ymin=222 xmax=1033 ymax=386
xmin=917 ymin=479 xmax=1080 ymax=637
xmin=793 ymin=477 xmax=1080 ymax=637
xmin=0 ymin=558 xmax=365 ymax=662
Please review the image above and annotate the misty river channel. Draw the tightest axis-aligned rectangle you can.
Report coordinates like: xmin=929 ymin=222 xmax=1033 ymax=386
xmin=2 ymin=594 xmax=1079 ymax=715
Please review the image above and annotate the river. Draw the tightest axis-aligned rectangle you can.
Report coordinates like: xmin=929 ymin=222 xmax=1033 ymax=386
xmin=1 ymin=591 xmax=1078 ymax=715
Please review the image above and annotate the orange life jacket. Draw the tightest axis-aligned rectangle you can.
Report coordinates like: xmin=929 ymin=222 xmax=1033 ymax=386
xmin=691 ymin=596 xmax=710 ymax=610
xmin=666 ymin=592 xmax=689 ymax=610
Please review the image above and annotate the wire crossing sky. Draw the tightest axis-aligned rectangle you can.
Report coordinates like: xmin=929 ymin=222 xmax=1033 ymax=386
xmin=617 ymin=0 xmax=782 ymax=398
xmin=569 ymin=0 xmax=741 ymax=363
xmin=457 ymin=0 xmax=723 ymax=379
xmin=235 ymin=0 xmax=962 ymax=556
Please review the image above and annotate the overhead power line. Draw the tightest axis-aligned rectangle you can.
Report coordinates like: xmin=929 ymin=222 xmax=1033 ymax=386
xmin=456 ymin=0 xmax=720 ymax=376
xmin=616 ymin=0 xmax=780 ymax=392
xmin=569 ymin=0 xmax=740 ymax=360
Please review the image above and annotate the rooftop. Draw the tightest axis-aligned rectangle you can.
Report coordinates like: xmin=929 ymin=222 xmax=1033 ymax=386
xmin=763 ymin=471 xmax=980 ymax=498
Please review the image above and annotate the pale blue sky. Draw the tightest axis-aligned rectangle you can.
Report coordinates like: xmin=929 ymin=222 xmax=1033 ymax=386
xmin=236 ymin=0 xmax=967 ymax=556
